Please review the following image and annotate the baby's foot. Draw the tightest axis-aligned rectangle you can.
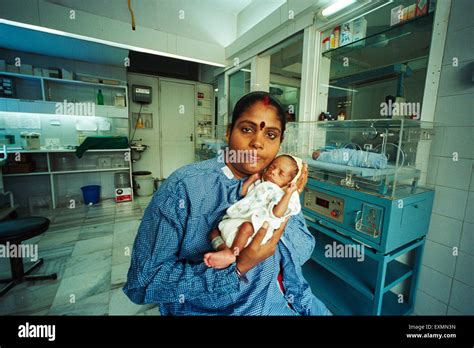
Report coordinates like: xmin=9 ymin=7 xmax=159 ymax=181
xmin=203 ymin=249 xmax=236 ymax=269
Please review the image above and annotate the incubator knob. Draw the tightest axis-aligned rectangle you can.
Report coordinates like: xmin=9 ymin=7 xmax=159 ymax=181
xmin=331 ymin=210 xmax=339 ymax=217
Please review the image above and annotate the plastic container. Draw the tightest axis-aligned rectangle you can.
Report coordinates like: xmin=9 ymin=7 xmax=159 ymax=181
xmin=55 ymin=155 xmax=76 ymax=171
xmin=20 ymin=132 xmax=41 ymax=150
xmin=115 ymin=171 xmax=131 ymax=188
xmin=81 ymin=185 xmax=101 ymax=205
xmin=133 ymin=171 xmax=154 ymax=196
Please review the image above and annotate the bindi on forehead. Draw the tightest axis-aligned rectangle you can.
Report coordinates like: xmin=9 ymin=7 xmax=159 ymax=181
xmin=263 ymin=95 xmax=270 ymax=105
xmin=259 ymin=121 xmax=265 ymax=130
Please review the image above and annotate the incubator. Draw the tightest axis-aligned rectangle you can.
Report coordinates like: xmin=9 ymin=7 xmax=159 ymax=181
xmin=281 ymin=119 xmax=435 ymax=199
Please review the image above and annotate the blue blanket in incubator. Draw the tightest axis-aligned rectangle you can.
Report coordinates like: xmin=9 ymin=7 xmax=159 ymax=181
xmin=317 ymin=149 xmax=388 ymax=169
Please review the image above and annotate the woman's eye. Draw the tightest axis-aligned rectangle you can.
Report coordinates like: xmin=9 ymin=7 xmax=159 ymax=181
xmin=242 ymin=127 xmax=253 ymax=133
xmin=267 ymin=132 xmax=277 ymax=140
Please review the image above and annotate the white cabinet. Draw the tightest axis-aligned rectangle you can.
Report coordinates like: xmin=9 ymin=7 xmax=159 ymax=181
xmin=0 ymin=72 xmax=128 ymax=118
xmin=195 ymin=83 xmax=215 ymax=159
xmin=2 ymin=149 xmax=133 ymax=214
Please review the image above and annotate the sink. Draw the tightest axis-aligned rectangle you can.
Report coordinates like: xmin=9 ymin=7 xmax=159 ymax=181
xmin=131 ymin=144 xmax=148 ymax=153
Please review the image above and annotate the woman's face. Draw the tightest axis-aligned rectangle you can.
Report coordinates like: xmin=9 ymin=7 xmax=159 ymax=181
xmin=227 ymin=101 xmax=282 ymax=178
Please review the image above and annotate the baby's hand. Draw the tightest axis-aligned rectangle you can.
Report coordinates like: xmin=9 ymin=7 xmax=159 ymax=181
xmin=287 ymin=182 xmax=298 ymax=193
xmin=246 ymin=173 xmax=260 ymax=184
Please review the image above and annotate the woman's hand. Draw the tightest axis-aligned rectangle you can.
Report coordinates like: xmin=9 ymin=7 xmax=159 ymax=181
xmin=236 ymin=218 xmax=289 ymax=274
xmin=296 ymin=162 xmax=308 ymax=194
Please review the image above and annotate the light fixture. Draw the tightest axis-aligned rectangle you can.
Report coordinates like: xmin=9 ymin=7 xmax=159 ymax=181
xmin=321 ymin=0 xmax=357 ymax=17
xmin=321 ymin=84 xmax=358 ymax=93
xmin=350 ymin=0 xmax=393 ymax=22
xmin=0 ymin=19 xmax=226 ymax=67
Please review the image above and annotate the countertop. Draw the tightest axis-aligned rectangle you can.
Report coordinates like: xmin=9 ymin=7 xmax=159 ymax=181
xmin=4 ymin=147 xmax=130 ymax=153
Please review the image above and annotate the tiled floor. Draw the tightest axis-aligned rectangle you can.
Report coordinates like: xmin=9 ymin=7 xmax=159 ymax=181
xmin=0 ymin=195 xmax=160 ymax=316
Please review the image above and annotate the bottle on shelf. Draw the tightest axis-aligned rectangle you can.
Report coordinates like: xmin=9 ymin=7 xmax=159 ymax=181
xmin=97 ymin=89 xmax=104 ymax=105
xmin=136 ymin=116 xmax=144 ymax=129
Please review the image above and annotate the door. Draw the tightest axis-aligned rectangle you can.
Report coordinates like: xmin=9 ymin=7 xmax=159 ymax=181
xmin=160 ymin=80 xmax=195 ymax=178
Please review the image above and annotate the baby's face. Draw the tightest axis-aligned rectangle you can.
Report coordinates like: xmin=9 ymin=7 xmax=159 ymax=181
xmin=312 ymin=150 xmax=321 ymax=160
xmin=262 ymin=156 xmax=296 ymax=187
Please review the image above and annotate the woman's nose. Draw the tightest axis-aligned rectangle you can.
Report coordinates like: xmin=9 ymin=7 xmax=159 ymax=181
xmin=250 ymin=135 xmax=263 ymax=149
xmin=249 ymin=133 xmax=264 ymax=150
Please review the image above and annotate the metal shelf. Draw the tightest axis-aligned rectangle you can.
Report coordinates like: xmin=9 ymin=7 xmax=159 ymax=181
xmin=308 ymin=226 xmax=414 ymax=301
xmin=3 ymin=172 xmax=50 ymax=177
xmin=51 ymin=167 xmax=130 ymax=174
xmin=302 ymin=260 xmax=412 ymax=315
xmin=1 ymin=149 xmax=134 ymax=210
xmin=0 ymin=71 xmax=127 ymax=88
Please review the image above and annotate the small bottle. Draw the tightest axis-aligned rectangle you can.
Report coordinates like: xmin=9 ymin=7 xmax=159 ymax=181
xmin=97 ymin=89 xmax=104 ymax=105
xmin=136 ymin=116 xmax=144 ymax=128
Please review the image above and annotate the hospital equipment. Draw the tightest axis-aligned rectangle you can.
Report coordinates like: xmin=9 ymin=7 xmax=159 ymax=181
xmin=281 ymin=119 xmax=437 ymax=315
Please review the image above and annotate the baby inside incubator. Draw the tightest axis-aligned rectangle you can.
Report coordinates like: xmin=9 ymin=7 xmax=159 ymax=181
xmin=203 ymin=154 xmax=303 ymax=269
xmin=312 ymin=148 xmax=388 ymax=169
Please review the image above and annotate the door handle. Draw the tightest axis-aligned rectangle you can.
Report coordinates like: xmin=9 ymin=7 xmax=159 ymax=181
xmin=189 ymin=133 xmax=193 ymax=142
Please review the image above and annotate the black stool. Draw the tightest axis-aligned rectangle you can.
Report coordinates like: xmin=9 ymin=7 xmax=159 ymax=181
xmin=0 ymin=217 xmax=57 ymax=297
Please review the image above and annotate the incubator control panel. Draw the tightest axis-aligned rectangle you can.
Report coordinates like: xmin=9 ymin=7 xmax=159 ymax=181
xmin=303 ymin=189 xmax=344 ymax=223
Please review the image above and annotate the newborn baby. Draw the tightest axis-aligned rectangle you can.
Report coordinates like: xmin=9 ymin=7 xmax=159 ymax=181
xmin=312 ymin=148 xmax=387 ymax=169
xmin=204 ymin=154 xmax=302 ymax=269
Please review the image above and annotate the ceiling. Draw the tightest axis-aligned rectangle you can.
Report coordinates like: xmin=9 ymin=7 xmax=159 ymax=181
xmin=46 ymin=0 xmax=254 ymax=17
xmin=270 ymin=33 xmax=304 ymax=79
xmin=0 ymin=23 xmax=128 ymax=66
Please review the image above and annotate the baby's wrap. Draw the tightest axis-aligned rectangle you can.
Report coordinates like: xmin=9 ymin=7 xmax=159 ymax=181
xmin=219 ymin=180 xmax=301 ymax=247
xmin=317 ymin=148 xmax=387 ymax=169
xmin=219 ymin=154 xmax=303 ymax=247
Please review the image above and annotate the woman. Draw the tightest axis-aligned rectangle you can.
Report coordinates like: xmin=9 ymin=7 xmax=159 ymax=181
xmin=123 ymin=91 xmax=331 ymax=315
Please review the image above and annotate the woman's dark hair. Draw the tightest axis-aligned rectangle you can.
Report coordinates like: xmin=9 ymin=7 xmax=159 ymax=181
xmin=229 ymin=91 xmax=287 ymax=141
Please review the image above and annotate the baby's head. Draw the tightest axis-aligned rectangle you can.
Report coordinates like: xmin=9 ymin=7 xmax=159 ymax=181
xmin=262 ymin=155 xmax=299 ymax=187
xmin=312 ymin=150 xmax=321 ymax=160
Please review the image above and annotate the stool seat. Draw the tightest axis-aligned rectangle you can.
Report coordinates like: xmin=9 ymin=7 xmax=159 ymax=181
xmin=0 ymin=217 xmax=50 ymax=242
xmin=0 ymin=216 xmax=57 ymax=297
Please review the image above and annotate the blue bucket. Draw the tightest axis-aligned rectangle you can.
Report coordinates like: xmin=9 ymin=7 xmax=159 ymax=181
xmin=81 ymin=185 xmax=101 ymax=205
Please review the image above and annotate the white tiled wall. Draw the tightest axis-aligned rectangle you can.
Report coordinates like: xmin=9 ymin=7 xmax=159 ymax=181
xmin=415 ymin=0 xmax=474 ymax=315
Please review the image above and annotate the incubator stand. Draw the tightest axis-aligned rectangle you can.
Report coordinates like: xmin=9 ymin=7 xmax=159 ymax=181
xmin=281 ymin=119 xmax=435 ymax=199
xmin=282 ymin=120 xmax=438 ymax=315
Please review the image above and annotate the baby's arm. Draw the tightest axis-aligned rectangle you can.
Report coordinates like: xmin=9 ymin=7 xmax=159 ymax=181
xmin=241 ymin=173 xmax=260 ymax=197
xmin=273 ymin=183 xmax=298 ymax=218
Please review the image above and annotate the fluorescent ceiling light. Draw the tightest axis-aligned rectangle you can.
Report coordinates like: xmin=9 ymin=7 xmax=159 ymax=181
xmin=351 ymin=0 xmax=393 ymax=22
xmin=321 ymin=84 xmax=358 ymax=92
xmin=0 ymin=19 xmax=225 ymax=67
xmin=322 ymin=0 xmax=357 ymax=17
xmin=240 ymin=68 xmax=252 ymax=72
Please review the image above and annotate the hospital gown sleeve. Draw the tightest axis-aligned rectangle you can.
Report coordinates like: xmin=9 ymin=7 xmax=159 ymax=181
xmin=123 ymin=182 xmax=240 ymax=305
xmin=285 ymin=213 xmax=315 ymax=266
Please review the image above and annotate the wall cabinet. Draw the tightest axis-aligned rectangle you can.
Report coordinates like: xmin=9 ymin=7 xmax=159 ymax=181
xmin=1 ymin=149 xmax=132 ymax=215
